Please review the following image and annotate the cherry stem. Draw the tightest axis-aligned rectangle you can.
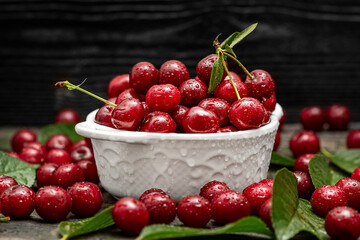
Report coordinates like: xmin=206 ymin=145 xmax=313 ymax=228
xmin=321 ymin=148 xmax=334 ymax=158
xmin=60 ymin=234 xmax=69 ymax=240
xmin=223 ymin=52 xmax=254 ymax=80
xmin=0 ymin=216 xmax=10 ymax=222
xmin=55 ymin=81 xmax=117 ymax=108
xmin=218 ymin=51 xmax=240 ymax=100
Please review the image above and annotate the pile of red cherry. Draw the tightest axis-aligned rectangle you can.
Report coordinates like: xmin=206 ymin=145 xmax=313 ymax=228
xmin=95 ymin=54 xmax=276 ymax=133
xmin=0 ymin=110 xmax=102 ymax=222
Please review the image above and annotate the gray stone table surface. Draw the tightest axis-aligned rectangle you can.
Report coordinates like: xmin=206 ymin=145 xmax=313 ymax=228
xmin=0 ymin=123 xmax=359 ymax=240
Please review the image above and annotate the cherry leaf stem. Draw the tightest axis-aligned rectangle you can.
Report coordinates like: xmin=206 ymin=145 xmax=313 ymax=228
xmin=219 ymin=51 xmax=240 ymax=100
xmin=223 ymin=52 xmax=254 ymax=79
xmin=0 ymin=216 xmax=10 ymax=222
xmin=320 ymin=148 xmax=334 ymax=159
xmin=55 ymin=81 xmax=117 ymax=108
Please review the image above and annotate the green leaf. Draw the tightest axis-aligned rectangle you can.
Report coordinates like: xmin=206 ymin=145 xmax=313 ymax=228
xmin=272 ymin=168 xmax=329 ymax=240
xmin=0 ymin=151 xmax=39 ymax=187
xmin=309 ymin=154 xmax=345 ymax=188
xmin=328 ymin=149 xmax=360 ymax=174
xmin=207 ymin=52 xmax=224 ymax=94
xmin=38 ymin=123 xmax=83 ymax=144
xmin=137 ymin=216 xmax=273 ymax=240
xmin=220 ymin=23 xmax=258 ymax=49
xmin=223 ymin=44 xmax=237 ymax=58
xmin=270 ymin=152 xmax=295 ymax=167
xmin=58 ymin=206 xmax=114 ymax=240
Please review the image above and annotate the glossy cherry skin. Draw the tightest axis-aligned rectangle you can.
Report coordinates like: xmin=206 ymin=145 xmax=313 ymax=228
xmin=71 ymin=145 xmax=94 ymax=162
xmin=115 ymin=88 xmax=141 ymax=105
xmin=347 ymin=129 xmax=360 ymax=149
xmin=140 ymin=111 xmax=176 ymax=133
xmin=140 ymin=192 xmax=176 ymax=224
xmin=335 ymin=177 xmax=360 ymax=210
xmin=52 ymin=163 xmax=85 ymax=189
xmin=243 ymin=182 xmax=272 ymax=215
xmin=76 ymin=160 xmax=100 ymax=184
xmin=0 ymin=184 xmax=35 ymax=219
xmin=229 ymin=97 xmax=265 ymax=130
xmin=112 ymin=197 xmax=149 ymax=236
xmin=325 ymin=206 xmax=360 ymax=240
xmin=352 ymin=167 xmax=360 ymax=181
xmin=211 ymin=190 xmax=251 ymax=224
xmin=182 ymin=106 xmax=219 ymax=133
xmin=196 ymin=54 xmax=228 ymax=85
xmin=111 ymin=98 xmax=145 ymax=131
xmin=293 ymin=153 xmax=315 ymax=174
xmin=179 ymin=79 xmax=208 ymax=107
xmin=198 ymin=98 xmax=230 ymax=127
xmin=34 ymin=186 xmax=72 ymax=222
xmin=310 ymin=185 xmax=348 ymax=217
xmin=289 ymin=131 xmax=320 ymax=158
xmin=129 ymin=62 xmax=159 ymax=95
xmin=70 ymin=139 xmax=90 ymax=152
xmin=19 ymin=147 xmax=44 ymax=164
xmin=45 ymin=149 xmax=72 ymax=165
xmin=170 ymin=105 xmax=189 ymax=131
xmin=177 ymin=195 xmax=212 ymax=228
xmin=145 ymin=84 xmax=181 ymax=112
xmin=217 ymin=126 xmax=238 ymax=133
xmin=6 ymin=151 xmax=19 ymax=158
xmin=326 ymin=104 xmax=351 ymax=130
xmin=244 ymin=69 xmax=275 ymax=101
xmin=55 ymin=108 xmax=81 ymax=124
xmin=293 ymin=171 xmax=314 ymax=199
xmin=23 ymin=141 xmax=46 ymax=155
xmin=95 ymin=104 xmax=115 ymax=128
xmin=11 ymin=129 xmax=37 ymax=153
xmin=199 ymin=180 xmax=230 ymax=202
xmin=259 ymin=179 xmax=274 ymax=188
xmin=159 ymin=60 xmax=189 ymax=87
xmin=139 ymin=188 xmax=167 ymax=202
xmin=224 ymin=71 xmax=242 ymax=82
xmin=214 ymin=78 xmax=249 ymax=105
xmin=300 ymin=106 xmax=326 ymax=131
xmin=262 ymin=93 xmax=277 ymax=112
xmin=45 ymin=134 xmax=72 ymax=153
xmin=107 ymin=74 xmax=130 ymax=98
xmin=36 ymin=163 xmax=58 ymax=187
xmin=0 ymin=175 xmax=18 ymax=194
xmin=68 ymin=182 xmax=103 ymax=217
xmin=259 ymin=198 xmax=273 ymax=230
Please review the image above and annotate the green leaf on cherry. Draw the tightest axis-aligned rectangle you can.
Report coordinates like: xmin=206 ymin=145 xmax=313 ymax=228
xmin=270 ymin=152 xmax=295 ymax=167
xmin=208 ymin=52 xmax=224 ymax=94
xmin=137 ymin=216 xmax=273 ymax=240
xmin=272 ymin=168 xmax=329 ymax=240
xmin=327 ymin=149 xmax=360 ymax=174
xmin=223 ymin=44 xmax=237 ymax=58
xmin=58 ymin=206 xmax=114 ymax=240
xmin=220 ymin=23 xmax=258 ymax=49
xmin=38 ymin=122 xmax=83 ymax=144
xmin=309 ymin=154 xmax=345 ymax=188
xmin=0 ymin=151 xmax=39 ymax=187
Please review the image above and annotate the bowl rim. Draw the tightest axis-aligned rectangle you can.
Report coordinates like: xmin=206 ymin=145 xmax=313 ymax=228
xmin=75 ymin=103 xmax=283 ymax=142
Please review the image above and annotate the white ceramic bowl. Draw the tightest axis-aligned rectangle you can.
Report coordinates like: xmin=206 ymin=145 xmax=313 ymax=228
xmin=75 ymin=104 xmax=283 ymax=201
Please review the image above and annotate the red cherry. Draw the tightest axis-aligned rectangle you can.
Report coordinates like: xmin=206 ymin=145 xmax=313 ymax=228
xmin=229 ymin=97 xmax=265 ymax=130
xmin=326 ymin=104 xmax=351 ymax=130
xmin=170 ymin=105 xmax=189 ymax=131
xmin=0 ymin=175 xmax=18 ymax=194
xmin=76 ymin=160 xmax=99 ymax=184
xmin=36 ymin=163 xmax=58 ymax=187
xmin=45 ymin=149 xmax=72 ymax=165
xmin=293 ymin=153 xmax=315 ymax=174
xmin=196 ymin=54 xmax=228 ymax=85
xmin=293 ymin=171 xmax=314 ymax=199
xmin=259 ymin=198 xmax=273 ymax=230
xmin=111 ymin=98 xmax=145 ymax=131
xmin=352 ymin=167 xmax=360 ymax=181
xmin=145 ymin=84 xmax=181 ymax=112
xmin=140 ymin=192 xmax=176 ymax=224
xmin=6 ymin=152 xmax=19 ymax=158
xmin=45 ymin=134 xmax=72 ymax=153
xmin=289 ymin=131 xmax=320 ymax=158
xmin=259 ymin=179 xmax=274 ymax=188
xmin=199 ymin=180 xmax=230 ymax=202
xmin=159 ymin=60 xmax=189 ymax=87
xmin=182 ymin=106 xmax=219 ymax=133
xmin=11 ymin=129 xmax=37 ymax=153
xmin=198 ymin=98 xmax=230 ymax=127
xmin=107 ymin=74 xmax=130 ymax=98
xmin=34 ymin=185 xmax=72 ymax=222
xmin=115 ymin=88 xmax=141 ymax=105
xmin=179 ymin=79 xmax=208 ymax=107
xmin=211 ymin=190 xmax=251 ymax=224
xmin=244 ymin=69 xmax=275 ymax=101
xmin=310 ymin=185 xmax=348 ymax=217
xmin=261 ymin=92 xmax=277 ymax=112
xmin=52 ymin=163 xmax=85 ymax=189
xmin=70 ymin=139 xmax=90 ymax=152
xmin=300 ymin=106 xmax=326 ymax=131
xmin=325 ymin=206 xmax=360 ymax=240
xmin=335 ymin=177 xmax=360 ymax=210
xmin=140 ymin=111 xmax=176 ymax=133
xmin=139 ymin=188 xmax=167 ymax=202
xmin=217 ymin=126 xmax=238 ymax=133
xmin=70 ymin=145 xmax=94 ymax=162
xmin=347 ymin=129 xmax=360 ymax=149
xmin=129 ymin=62 xmax=159 ymax=94
xmin=112 ymin=197 xmax=149 ymax=236
xmin=214 ymin=78 xmax=248 ymax=105
xmin=23 ymin=141 xmax=46 ymax=155
xmin=55 ymin=108 xmax=81 ymax=124
xmin=141 ymin=101 xmax=150 ymax=117
xmin=243 ymin=182 xmax=272 ymax=215
xmin=224 ymin=71 xmax=242 ymax=82
xmin=95 ymin=104 xmax=115 ymax=128
xmin=19 ymin=147 xmax=44 ymax=164
xmin=177 ymin=195 xmax=212 ymax=228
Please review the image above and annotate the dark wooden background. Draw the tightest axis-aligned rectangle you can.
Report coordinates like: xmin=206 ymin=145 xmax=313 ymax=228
xmin=0 ymin=0 xmax=359 ymax=126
